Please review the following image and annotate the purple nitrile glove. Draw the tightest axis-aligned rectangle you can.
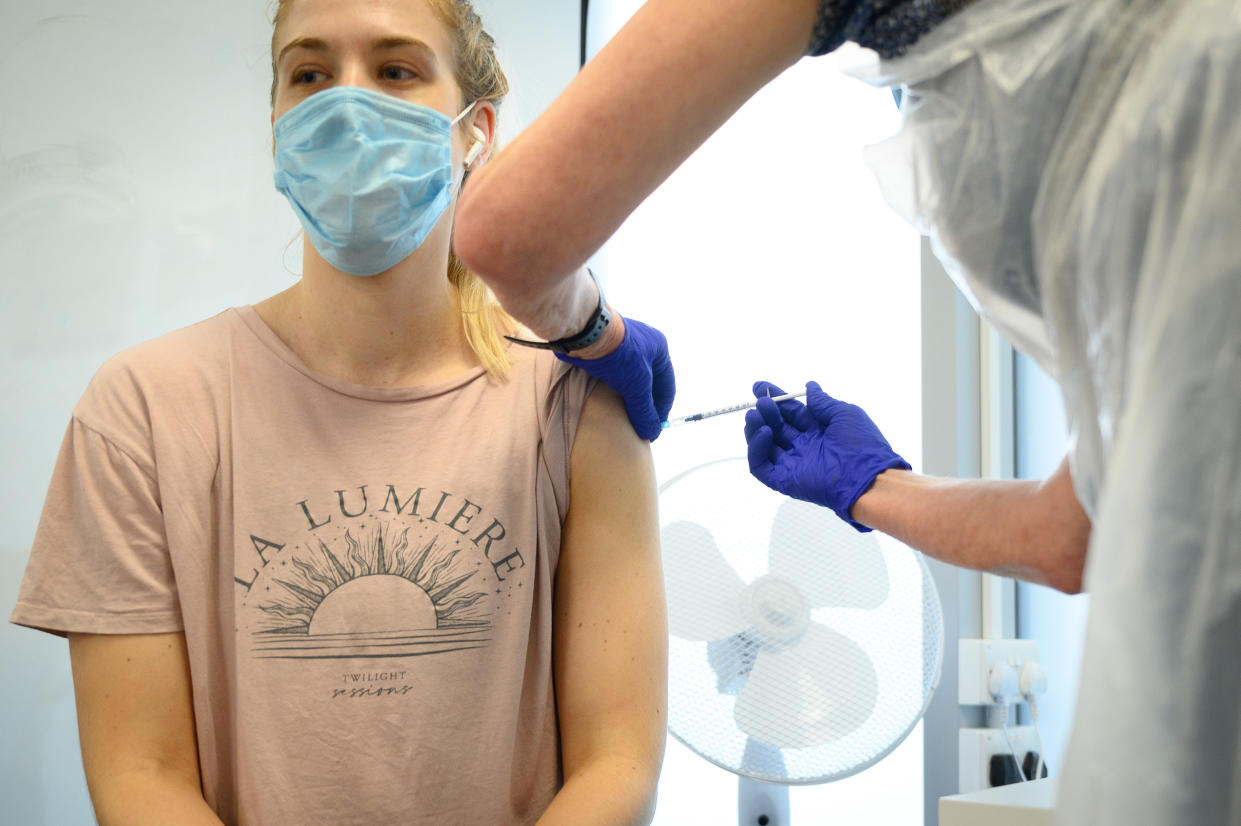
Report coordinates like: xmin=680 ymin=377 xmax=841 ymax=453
xmin=557 ymin=316 xmax=675 ymax=441
xmin=743 ymin=380 xmax=910 ymax=532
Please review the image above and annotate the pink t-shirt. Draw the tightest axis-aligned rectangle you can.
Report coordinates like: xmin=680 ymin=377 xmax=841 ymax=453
xmin=11 ymin=307 xmax=596 ymax=825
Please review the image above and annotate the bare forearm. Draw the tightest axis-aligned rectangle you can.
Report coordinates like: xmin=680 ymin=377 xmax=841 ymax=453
xmin=494 ymin=265 xmax=604 ymax=342
xmin=851 ymin=459 xmax=1090 ymax=593
xmin=455 ymin=0 xmax=820 ymax=299
xmin=69 ymin=633 xmax=217 ymax=826
xmin=90 ymin=770 xmax=224 ymax=826
xmin=537 ymin=755 xmax=659 ymax=826
xmin=488 ymin=264 xmax=629 ymax=354
xmin=852 ymin=471 xmax=1043 ymax=571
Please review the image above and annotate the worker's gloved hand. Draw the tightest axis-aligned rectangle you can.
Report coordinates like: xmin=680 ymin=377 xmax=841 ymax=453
xmin=558 ymin=317 xmax=675 ymax=441
xmin=744 ymin=380 xmax=910 ymax=532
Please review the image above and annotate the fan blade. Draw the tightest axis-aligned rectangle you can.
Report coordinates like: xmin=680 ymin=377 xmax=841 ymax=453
xmin=707 ymin=631 xmax=761 ymax=695
xmin=661 ymin=520 xmax=748 ymax=641
xmin=734 ymin=623 xmax=878 ymax=749
xmin=768 ymin=499 xmax=889 ymax=609
xmin=741 ymin=736 xmax=788 ymax=779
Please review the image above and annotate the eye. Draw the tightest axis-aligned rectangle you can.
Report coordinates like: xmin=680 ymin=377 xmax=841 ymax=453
xmin=292 ymin=69 xmax=328 ymax=85
xmin=380 ymin=64 xmax=418 ymax=82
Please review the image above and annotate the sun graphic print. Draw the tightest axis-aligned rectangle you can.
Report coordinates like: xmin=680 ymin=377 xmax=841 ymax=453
xmin=248 ymin=520 xmax=492 ymax=660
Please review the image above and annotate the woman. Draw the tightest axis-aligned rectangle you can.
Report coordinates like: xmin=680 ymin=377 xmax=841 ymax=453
xmin=9 ymin=1 xmax=667 ymax=823
xmin=455 ymin=0 xmax=1241 ymax=824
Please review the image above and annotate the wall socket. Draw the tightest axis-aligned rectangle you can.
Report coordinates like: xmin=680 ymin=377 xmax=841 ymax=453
xmin=958 ymin=638 xmax=1041 ymax=706
xmin=959 ymin=726 xmax=1043 ymax=794
xmin=957 ymin=639 xmax=1047 ymax=794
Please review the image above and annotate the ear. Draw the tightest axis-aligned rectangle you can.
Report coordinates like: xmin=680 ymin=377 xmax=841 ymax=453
xmin=463 ymin=99 xmax=498 ymax=169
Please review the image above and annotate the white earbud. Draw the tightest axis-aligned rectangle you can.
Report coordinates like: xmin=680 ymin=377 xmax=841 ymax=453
xmin=464 ymin=125 xmax=487 ymax=167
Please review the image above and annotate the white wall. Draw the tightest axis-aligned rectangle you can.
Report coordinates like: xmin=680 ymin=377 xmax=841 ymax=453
xmin=0 ymin=2 xmax=577 ymax=822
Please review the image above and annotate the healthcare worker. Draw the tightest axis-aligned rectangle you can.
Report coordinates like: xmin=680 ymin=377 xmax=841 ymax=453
xmin=453 ymin=0 xmax=1241 ymax=824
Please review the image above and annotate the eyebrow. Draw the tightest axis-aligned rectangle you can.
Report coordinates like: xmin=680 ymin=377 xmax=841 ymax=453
xmin=276 ymin=36 xmax=439 ymax=69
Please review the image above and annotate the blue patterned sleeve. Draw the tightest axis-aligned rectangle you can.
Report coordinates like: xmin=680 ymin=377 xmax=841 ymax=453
xmin=807 ymin=0 xmax=977 ymax=59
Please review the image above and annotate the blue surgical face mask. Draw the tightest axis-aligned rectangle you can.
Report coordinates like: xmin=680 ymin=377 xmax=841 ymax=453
xmin=272 ymin=86 xmax=476 ymax=277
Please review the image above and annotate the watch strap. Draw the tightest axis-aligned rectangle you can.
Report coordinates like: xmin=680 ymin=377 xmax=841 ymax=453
xmin=505 ymin=269 xmax=611 ymax=355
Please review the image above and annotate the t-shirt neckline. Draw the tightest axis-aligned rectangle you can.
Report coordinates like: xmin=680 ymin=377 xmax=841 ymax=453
xmin=232 ymin=305 xmax=488 ymax=402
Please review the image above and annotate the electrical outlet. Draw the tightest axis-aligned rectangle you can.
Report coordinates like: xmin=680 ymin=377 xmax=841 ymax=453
xmin=959 ymin=726 xmax=1042 ymax=794
xmin=958 ymin=639 xmax=1041 ymax=705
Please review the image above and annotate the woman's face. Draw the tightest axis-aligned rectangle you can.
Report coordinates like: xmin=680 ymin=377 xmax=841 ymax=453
xmin=272 ymin=0 xmax=466 ymax=125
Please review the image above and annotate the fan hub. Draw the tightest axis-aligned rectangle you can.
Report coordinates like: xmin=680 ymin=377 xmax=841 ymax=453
xmin=743 ymin=574 xmax=810 ymax=646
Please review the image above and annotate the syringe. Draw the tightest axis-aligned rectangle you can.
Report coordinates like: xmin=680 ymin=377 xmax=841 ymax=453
xmin=661 ymin=391 xmax=807 ymax=428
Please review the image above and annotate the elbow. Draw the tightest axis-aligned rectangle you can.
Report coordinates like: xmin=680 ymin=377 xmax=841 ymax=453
xmin=1052 ymin=550 xmax=1086 ymax=595
xmin=557 ymin=750 xmax=663 ymax=825
xmin=453 ymin=185 xmax=505 ymax=280
xmin=454 ymin=170 xmax=527 ymax=293
xmin=635 ymin=785 xmax=659 ymax=826
xmin=608 ymin=756 xmax=663 ymax=826
xmin=1033 ymin=512 xmax=1090 ymax=595
xmin=1051 ymin=510 xmax=1091 ymax=597
xmin=1032 ymin=460 xmax=1091 ymax=595
xmin=1059 ymin=527 xmax=1089 ymax=595
xmin=455 ymin=172 xmax=581 ymax=306
xmin=1015 ymin=512 xmax=1088 ymax=595
xmin=635 ymin=734 xmax=667 ymax=823
xmin=1001 ymin=522 xmax=1088 ymax=595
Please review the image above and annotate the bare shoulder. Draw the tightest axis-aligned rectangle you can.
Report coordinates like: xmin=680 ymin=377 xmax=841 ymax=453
xmin=571 ymin=382 xmax=652 ymax=474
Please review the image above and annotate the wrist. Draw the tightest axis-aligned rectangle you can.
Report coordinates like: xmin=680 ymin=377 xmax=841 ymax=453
xmin=848 ymin=466 xmax=911 ymax=530
xmin=505 ymin=269 xmax=616 ymax=355
xmin=565 ymin=310 xmax=625 ymax=359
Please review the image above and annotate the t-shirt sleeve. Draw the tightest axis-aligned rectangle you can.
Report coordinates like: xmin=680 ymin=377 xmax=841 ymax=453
xmin=10 ymin=417 xmax=181 ymax=637
xmin=539 ymin=359 xmax=599 ymax=523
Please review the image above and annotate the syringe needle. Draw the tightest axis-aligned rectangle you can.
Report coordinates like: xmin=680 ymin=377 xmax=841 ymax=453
xmin=661 ymin=391 xmax=807 ymax=428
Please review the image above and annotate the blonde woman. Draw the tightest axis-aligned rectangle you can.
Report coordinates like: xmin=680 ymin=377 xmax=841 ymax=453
xmin=10 ymin=1 xmax=667 ymax=823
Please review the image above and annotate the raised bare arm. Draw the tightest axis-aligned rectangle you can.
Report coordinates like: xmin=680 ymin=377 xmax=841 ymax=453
xmin=454 ymin=0 xmax=822 ymax=331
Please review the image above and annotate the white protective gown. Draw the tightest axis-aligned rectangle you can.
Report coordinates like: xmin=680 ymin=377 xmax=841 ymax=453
xmin=846 ymin=0 xmax=1241 ymax=822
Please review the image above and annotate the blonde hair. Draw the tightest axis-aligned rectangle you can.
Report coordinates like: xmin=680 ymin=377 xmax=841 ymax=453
xmin=270 ymin=0 xmax=516 ymax=379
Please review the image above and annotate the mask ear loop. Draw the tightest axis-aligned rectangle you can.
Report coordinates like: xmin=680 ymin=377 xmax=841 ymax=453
xmin=453 ymin=100 xmax=486 ymax=168
xmin=450 ymin=99 xmax=478 ymax=127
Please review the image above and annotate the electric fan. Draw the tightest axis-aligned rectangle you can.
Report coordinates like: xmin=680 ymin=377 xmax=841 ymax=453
xmin=660 ymin=457 xmax=944 ymax=824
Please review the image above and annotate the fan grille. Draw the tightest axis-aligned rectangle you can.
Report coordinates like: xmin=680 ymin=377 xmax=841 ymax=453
xmin=660 ymin=458 xmax=943 ymax=784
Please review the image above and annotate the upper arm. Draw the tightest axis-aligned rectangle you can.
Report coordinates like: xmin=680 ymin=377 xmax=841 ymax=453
xmin=454 ymin=0 xmax=819 ymax=287
xmin=69 ymin=632 xmax=203 ymax=811
xmin=554 ymin=384 xmax=668 ymax=781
